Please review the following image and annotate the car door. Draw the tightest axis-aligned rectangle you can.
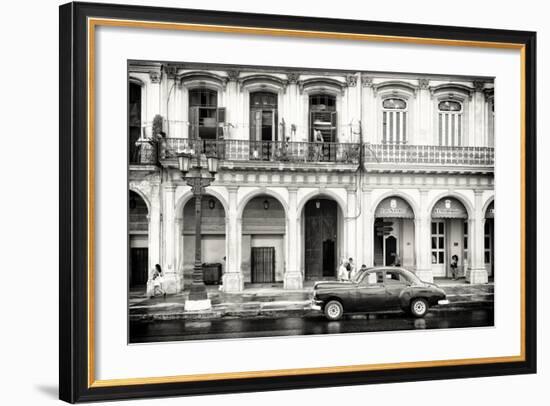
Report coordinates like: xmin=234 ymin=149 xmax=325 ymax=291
xmin=354 ymin=271 xmax=387 ymax=311
xmin=383 ymin=269 xmax=409 ymax=309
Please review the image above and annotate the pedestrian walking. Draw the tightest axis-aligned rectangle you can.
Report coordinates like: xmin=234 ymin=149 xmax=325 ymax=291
xmin=151 ymin=264 xmax=166 ymax=298
xmin=450 ymin=255 xmax=459 ymax=280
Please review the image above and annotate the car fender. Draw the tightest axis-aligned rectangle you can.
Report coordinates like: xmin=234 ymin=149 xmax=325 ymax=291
xmin=398 ymin=288 xmax=414 ymax=308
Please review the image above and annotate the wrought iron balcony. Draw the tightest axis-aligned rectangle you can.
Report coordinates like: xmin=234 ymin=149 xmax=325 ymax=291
xmin=160 ymin=138 xmax=361 ymax=165
xmin=130 ymin=140 xmax=158 ymax=165
xmin=363 ymin=143 xmax=494 ymax=170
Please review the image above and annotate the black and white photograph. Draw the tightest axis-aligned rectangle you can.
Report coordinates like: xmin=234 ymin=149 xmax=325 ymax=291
xmin=127 ymin=61 xmax=495 ymax=343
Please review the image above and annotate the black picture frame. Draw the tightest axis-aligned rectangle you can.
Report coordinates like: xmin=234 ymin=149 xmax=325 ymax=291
xmin=59 ymin=1 xmax=537 ymax=403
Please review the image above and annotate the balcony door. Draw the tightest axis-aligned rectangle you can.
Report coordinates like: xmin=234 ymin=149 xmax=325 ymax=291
xmin=189 ymin=88 xmax=225 ymax=141
xmin=250 ymin=92 xmax=278 ymax=160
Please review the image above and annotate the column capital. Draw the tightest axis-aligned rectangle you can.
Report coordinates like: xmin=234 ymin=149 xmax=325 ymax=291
xmin=226 ymin=186 xmax=239 ymax=193
xmin=287 ymin=186 xmax=299 ymax=194
xmin=474 ymin=189 xmax=484 ymax=196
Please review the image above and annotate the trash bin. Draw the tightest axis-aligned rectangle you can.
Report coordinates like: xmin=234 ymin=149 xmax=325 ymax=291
xmin=202 ymin=263 xmax=222 ymax=285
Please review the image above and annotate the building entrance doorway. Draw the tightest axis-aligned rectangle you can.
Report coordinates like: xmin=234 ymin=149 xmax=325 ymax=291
xmin=304 ymin=199 xmax=338 ymax=279
xmin=251 ymin=247 xmax=275 ymax=283
xmin=385 ymin=236 xmax=397 ymax=266
xmin=373 ymin=197 xmax=416 ymax=268
xmin=130 ymin=248 xmax=148 ymax=287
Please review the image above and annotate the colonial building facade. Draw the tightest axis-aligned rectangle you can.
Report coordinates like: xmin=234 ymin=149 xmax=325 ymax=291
xmin=128 ymin=61 xmax=495 ymax=295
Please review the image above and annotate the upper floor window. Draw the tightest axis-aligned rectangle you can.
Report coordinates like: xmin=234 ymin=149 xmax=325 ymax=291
xmin=382 ymin=98 xmax=407 ymax=144
xmin=250 ymin=91 xmax=278 ymax=142
xmin=129 ymin=82 xmax=142 ymax=162
xmin=438 ymin=100 xmax=463 ymax=146
xmin=309 ymin=94 xmax=337 ymax=143
xmin=189 ymin=88 xmax=225 ymax=140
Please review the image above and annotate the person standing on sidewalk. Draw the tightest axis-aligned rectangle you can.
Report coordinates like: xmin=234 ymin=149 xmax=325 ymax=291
xmin=450 ymin=255 xmax=459 ymax=280
xmin=151 ymin=264 xmax=166 ymax=298
xmin=338 ymin=259 xmax=350 ymax=281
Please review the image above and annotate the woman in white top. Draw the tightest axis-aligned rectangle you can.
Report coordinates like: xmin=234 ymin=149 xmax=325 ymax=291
xmin=337 ymin=259 xmax=350 ymax=281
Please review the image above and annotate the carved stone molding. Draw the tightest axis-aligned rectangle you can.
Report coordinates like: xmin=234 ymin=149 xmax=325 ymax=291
xmin=418 ymin=78 xmax=430 ymax=90
xmin=226 ymin=70 xmax=240 ymax=82
xmin=286 ymin=72 xmax=300 ymax=84
xmin=473 ymin=80 xmax=485 ymax=92
xmin=149 ymin=70 xmax=161 ymax=84
xmin=361 ymin=75 xmax=373 ymax=88
xmin=346 ymin=74 xmax=358 ymax=87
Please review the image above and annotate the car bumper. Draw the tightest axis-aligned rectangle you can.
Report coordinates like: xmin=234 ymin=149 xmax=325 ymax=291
xmin=311 ymin=299 xmax=323 ymax=311
xmin=438 ymin=299 xmax=450 ymax=305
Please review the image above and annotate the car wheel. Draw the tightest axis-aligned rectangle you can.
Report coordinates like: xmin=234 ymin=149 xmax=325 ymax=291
xmin=410 ymin=298 xmax=429 ymax=318
xmin=324 ymin=300 xmax=344 ymax=321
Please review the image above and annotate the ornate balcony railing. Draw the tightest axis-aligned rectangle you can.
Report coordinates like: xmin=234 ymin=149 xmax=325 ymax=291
xmin=130 ymin=140 xmax=158 ymax=165
xmin=363 ymin=144 xmax=494 ymax=166
xmin=160 ymin=138 xmax=361 ymax=164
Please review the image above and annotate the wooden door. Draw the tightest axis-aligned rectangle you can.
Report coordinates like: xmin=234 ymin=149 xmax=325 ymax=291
xmin=251 ymin=247 xmax=275 ymax=283
xmin=130 ymin=248 xmax=148 ymax=287
xmin=305 ymin=199 xmax=337 ymax=279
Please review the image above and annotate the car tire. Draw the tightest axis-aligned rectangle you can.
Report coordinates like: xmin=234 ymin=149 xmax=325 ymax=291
xmin=410 ymin=298 xmax=429 ymax=318
xmin=324 ymin=300 xmax=344 ymax=321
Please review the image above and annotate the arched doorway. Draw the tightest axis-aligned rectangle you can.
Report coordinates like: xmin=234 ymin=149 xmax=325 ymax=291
xmin=242 ymin=196 xmax=286 ymax=284
xmin=485 ymin=201 xmax=494 ymax=277
xmin=182 ymin=195 xmax=226 ymax=286
xmin=430 ymin=197 xmax=469 ymax=278
xmin=373 ymin=197 xmax=416 ymax=268
xmin=303 ymin=198 xmax=342 ymax=280
xmin=129 ymin=190 xmax=148 ymax=291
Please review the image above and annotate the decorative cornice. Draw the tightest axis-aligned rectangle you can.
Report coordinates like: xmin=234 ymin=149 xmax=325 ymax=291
xmin=373 ymin=80 xmax=418 ymax=97
xmin=429 ymin=83 xmax=474 ymax=100
xmin=298 ymin=78 xmax=346 ymax=95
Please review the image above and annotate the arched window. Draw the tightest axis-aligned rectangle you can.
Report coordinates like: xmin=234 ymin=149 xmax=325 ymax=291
xmin=250 ymin=91 xmax=278 ymax=142
xmin=309 ymin=94 xmax=337 ymax=143
xmin=438 ymin=100 xmax=463 ymax=146
xmin=382 ymin=98 xmax=407 ymax=144
xmin=189 ymin=88 xmax=225 ymax=140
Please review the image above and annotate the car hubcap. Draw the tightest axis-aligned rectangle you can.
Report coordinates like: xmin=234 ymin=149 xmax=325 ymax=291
xmin=328 ymin=304 xmax=340 ymax=318
xmin=414 ymin=301 xmax=426 ymax=314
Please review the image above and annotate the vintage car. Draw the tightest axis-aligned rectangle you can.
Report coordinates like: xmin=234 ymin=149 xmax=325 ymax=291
xmin=311 ymin=267 xmax=449 ymax=320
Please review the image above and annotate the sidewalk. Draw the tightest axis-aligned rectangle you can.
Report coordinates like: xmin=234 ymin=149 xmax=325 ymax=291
xmin=130 ymin=278 xmax=494 ymax=321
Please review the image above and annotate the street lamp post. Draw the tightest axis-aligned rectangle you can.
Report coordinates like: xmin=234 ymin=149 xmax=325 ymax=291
xmin=178 ymin=149 xmax=219 ymax=311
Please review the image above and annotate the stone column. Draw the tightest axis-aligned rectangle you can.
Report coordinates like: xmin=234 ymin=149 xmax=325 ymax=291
xmin=468 ymin=190 xmax=489 ymax=284
xmin=415 ymin=189 xmax=433 ymax=283
xmin=417 ymin=79 xmax=431 ymax=145
xmin=222 ymin=186 xmax=243 ymax=292
xmin=361 ymin=187 xmax=374 ymax=267
xmin=161 ymin=184 xmax=180 ymax=294
xmin=284 ymin=187 xmax=303 ymax=289
xmin=146 ymin=182 xmax=161 ymax=296
xmin=346 ymin=187 xmax=358 ymax=262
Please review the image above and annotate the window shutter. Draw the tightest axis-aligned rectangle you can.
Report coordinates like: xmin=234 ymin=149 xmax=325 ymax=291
xmin=331 ymin=111 xmax=337 ymax=142
xmin=217 ymin=107 xmax=226 ymax=139
xmin=189 ymin=106 xmax=199 ymax=139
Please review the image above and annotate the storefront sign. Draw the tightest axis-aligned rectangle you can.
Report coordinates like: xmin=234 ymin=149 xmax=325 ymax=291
xmin=375 ymin=197 xmax=414 ymax=218
xmin=431 ymin=198 xmax=468 ymax=219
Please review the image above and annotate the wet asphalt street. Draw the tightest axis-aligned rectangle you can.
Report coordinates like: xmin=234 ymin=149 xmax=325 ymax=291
xmin=129 ymin=308 xmax=494 ymax=343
